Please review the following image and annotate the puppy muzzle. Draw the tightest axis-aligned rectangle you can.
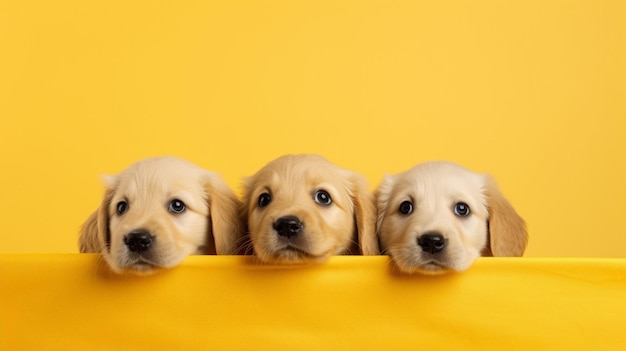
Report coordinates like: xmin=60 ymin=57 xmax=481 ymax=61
xmin=273 ymin=215 xmax=304 ymax=239
xmin=123 ymin=230 xmax=154 ymax=253
xmin=417 ymin=231 xmax=448 ymax=254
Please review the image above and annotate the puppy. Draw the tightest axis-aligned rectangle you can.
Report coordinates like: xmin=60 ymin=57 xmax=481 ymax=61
xmin=79 ymin=156 xmax=245 ymax=274
xmin=376 ymin=161 xmax=527 ymax=274
xmin=241 ymin=154 xmax=379 ymax=264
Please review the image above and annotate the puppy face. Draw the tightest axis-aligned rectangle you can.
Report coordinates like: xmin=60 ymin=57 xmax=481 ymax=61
xmin=242 ymin=154 xmax=379 ymax=264
xmin=79 ymin=156 xmax=244 ymax=274
xmin=376 ymin=162 xmax=527 ymax=274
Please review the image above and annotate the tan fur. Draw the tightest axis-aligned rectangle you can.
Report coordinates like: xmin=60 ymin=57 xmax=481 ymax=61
xmin=79 ymin=156 xmax=244 ymax=274
xmin=78 ymin=211 xmax=102 ymax=253
xmin=482 ymin=175 xmax=528 ymax=257
xmin=205 ymin=171 xmax=247 ymax=256
xmin=241 ymin=154 xmax=379 ymax=264
xmin=375 ymin=161 xmax=527 ymax=274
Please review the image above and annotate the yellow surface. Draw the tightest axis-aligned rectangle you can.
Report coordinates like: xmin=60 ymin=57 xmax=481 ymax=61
xmin=1 ymin=255 xmax=624 ymax=350
xmin=1 ymin=1 xmax=626 ymax=257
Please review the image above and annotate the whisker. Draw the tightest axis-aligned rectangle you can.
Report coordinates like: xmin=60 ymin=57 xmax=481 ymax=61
xmin=231 ymin=235 xmax=254 ymax=255
xmin=345 ymin=236 xmax=362 ymax=255
xmin=382 ymin=244 xmax=421 ymax=273
xmin=237 ymin=240 xmax=256 ymax=256
xmin=379 ymin=246 xmax=391 ymax=255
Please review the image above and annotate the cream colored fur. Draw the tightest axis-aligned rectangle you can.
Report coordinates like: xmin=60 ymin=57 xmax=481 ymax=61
xmin=79 ymin=156 xmax=244 ymax=274
xmin=376 ymin=161 xmax=527 ymax=274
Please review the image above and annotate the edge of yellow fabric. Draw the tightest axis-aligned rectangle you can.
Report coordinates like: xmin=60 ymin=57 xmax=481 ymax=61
xmin=1 ymin=255 xmax=624 ymax=350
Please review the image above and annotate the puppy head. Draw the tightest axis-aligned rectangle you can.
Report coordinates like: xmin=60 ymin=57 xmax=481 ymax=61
xmin=79 ymin=156 xmax=244 ymax=274
xmin=376 ymin=161 xmax=527 ymax=274
xmin=241 ymin=154 xmax=378 ymax=264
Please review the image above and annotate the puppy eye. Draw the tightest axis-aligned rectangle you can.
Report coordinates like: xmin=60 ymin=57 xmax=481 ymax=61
xmin=116 ymin=201 xmax=128 ymax=215
xmin=399 ymin=200 xmax=413 ymax=215
xmin=313 ymin=190 xmax=332 ymax=206
xmin=454 ymin=202 xmax=471 ymax=217
xmin=169 ymin=199 xmax=186 ymax=214
xmin=258 ymin=193 xmax=271 ymax=208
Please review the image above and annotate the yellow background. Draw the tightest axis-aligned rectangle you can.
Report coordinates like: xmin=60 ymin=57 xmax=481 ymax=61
xmin=1 ymin=0 xmax=624 ymax=257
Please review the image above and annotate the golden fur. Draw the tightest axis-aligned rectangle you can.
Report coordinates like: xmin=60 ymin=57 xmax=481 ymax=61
xmin=376 ymin=161 xmax=527 ymax=274
xmin=79 ymin=156 xmax=244 ymax=274
xmin=241 ymin=154 xmax=379 ymax=264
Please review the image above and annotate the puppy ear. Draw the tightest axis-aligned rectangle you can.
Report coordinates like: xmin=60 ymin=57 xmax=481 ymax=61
xmin=483 ymin=175 xmax=528 ymax=257
xmin=347 ymin=171 xmax=380 ymax=255
xmin=78 ymin=210 xmax=101 ymax=253
xmin=79 ymin=176 xmax=116 ymax=253
xmin=374 ymin=175 xmax=394 ymax=240
xmin=205 ymin=172 xmax=245 ymax=255
xmin=237 ymin=176 xmax=254 ymax=254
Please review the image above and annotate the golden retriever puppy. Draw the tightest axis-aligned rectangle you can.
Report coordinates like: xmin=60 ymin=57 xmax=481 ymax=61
xmin=79 ymin=156 xmax=245 ymax=274
xmin=376 ymin=161 xmax=527 ymax=274
xmin=241 ymin=154 xmax=379 ymax=264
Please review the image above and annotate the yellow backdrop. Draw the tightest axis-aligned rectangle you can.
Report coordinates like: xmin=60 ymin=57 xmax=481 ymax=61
xmin=1 ymin=0 xmax=624 ymax=257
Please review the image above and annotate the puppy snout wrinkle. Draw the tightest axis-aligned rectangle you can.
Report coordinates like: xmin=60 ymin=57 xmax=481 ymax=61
xmin=124 ymin=230 xmax=154 ymax=253
xmin=417 ymin=232 xmax=447 ymax=254
xmin=273 ymin=216 xmax=304 ymax=238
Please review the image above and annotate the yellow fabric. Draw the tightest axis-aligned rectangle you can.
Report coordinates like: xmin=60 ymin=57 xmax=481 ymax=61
xmin=1 ymin=255 xmax=624 ymax=350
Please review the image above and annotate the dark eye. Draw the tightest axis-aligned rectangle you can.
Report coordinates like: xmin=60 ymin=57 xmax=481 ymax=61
xmin=399 ymin=200 xmax=413 ymax=215
xmin=169 ymin=199 xmax=186 ymax=214
xmin=258 ymin=193 xmax=271 ymax=208
xmin=116 ymin=201 xmax=128 ymax=215
xmin=454 ymin=202 xmax=471 ymax=217
xmin=314 ymin=190 xmax=332 ymax=206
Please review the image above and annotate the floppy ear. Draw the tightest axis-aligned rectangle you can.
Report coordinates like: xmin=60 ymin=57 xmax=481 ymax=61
xmin=78 ymin=210 xmax=101 ymax=253
xmin=237 ymin=176 xmax=255 ymax=255
xmin=79 ymin=175 xmax=116 ymax=253
xmin=205 ymin=172 xmax=246 ymax=255
xmin=374 ymin=175 xmax=394 ymax=241
xmin=347 ymin=171 xmax=380 ymax=255
xmin=483 ymin=175 xmax=528 ymax=257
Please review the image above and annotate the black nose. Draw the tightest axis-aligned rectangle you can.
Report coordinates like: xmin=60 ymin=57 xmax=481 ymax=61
xmin=273 ymin=216 xmax=304 ymax=238
xmin=124 ymin=231 xmax=154 ymax=253
xmin=417 ymin=232 xmax=447 ymax=254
